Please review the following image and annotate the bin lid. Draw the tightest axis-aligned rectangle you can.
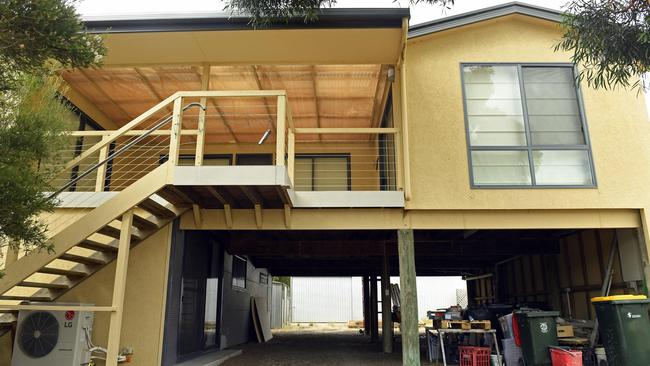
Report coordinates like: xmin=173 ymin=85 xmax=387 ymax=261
xmin=591 ymin=295 xmax=648 ymax=303
xmin=513 ymin=310 xmax=560 ymax=318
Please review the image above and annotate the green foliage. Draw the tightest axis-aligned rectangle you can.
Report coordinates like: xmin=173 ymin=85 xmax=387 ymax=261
xmin=273 ymin=276 xmax=291 ymax=287
xmin=224 ymin=0 xmax=454 ymax=27
xmin=0 ymin=0 xmax=105 ymax=268
xmin=556 ymin=0 xmax=650 ymax=90
xmin=0 ymin=0 xmax=105 ymax=90
xmin=0 ymin=75 xmax=75 ymax=258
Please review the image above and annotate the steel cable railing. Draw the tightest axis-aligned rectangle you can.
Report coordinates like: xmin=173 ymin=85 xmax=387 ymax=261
xmin=39 ymin=102 xmax=206 ymax=234
xmin=49 ymin=102 xmax=206 ymax=199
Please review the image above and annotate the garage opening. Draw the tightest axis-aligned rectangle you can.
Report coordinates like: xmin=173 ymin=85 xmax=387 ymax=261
xmin=161 ymin=227 xmax=648 ymax=365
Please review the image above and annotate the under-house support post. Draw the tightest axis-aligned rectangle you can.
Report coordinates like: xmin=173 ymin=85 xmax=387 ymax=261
xmin=363 ymin=276 xmax=370 ymax=335
xmin=106 ymin=209 xmax=134 ymax=366
xmin=382 ymin=243 xmax=393 ymax=353
xmin=398 ymin=229 xmax=420 ymax=365
xmin=370 ymin=275 xmax=379 ymax=343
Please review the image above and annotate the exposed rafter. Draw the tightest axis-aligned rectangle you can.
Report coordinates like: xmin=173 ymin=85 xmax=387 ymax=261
xmin=251 ymin=65 xmax=277 ymax=134
xmin=191 ymin=67 xmax=239 ymax=143
xmin=79 ymin=69 xmax=133 ymax=122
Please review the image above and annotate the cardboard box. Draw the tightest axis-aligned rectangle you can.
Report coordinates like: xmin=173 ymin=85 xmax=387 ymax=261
xmin=557 ymin=325 xmax=574 ymax=338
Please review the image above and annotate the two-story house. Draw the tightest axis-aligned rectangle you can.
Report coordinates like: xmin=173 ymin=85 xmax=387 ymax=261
xmin=1 ymin=3 xmax=649 ymax=365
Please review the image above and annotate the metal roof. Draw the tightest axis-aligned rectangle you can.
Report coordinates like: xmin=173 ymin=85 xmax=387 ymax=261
xmin=83 ymin=8 xmax=410 ymax=34
xmin=408 ymin=2 xmax=563 ymax=39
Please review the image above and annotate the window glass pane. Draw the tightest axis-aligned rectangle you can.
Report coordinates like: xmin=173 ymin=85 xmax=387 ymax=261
xmin=471 ymin=150 xmax=531 ymax=186
xmin=533 ymin=150 xmax=593 ymax=185
xmin=463 ymin=65 xmax=526 ymax=146
xmin=175 ymin=156 xmax=231 ymax=166
xmin=523 ymin=67 xmax=586 ymax=145
xmin=294 ymin=157 xmax=313 ymax=191
xmin=314 ymin=157 xmax=348 ymax=191
xmin=232 ymin=256 xmax=247 ymax=289
xmin=204 ymin=157 xmax=231 ymax=166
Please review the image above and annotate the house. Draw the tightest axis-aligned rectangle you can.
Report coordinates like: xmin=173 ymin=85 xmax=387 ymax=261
xmin=1 ymin=2 xmax=649 ymax=365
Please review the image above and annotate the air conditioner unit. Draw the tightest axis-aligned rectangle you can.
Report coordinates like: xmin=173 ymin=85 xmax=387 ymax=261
xmin=11 ymin=304 xmax=94 ymax=366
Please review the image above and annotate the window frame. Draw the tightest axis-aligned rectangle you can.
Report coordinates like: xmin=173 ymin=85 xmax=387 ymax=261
xmin=231 ymin=255 xmax=247 ymax=290
xmin=460 ymin=62 xmax=597 ymax=189
xmin=159 ymin=154 xmax=233 ymax=166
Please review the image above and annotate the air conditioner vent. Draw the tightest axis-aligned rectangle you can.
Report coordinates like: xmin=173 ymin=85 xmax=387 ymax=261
xmin=18 ymin=311 xmax=59 ymax=358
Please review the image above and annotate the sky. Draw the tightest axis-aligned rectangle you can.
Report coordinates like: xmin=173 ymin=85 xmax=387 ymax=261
xmin=76 ymin=0 xmax=569 ymax=24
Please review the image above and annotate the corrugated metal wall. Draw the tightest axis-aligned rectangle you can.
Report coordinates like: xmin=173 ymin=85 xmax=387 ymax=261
xmin=292 ymin=277 xmax=355 ymax=322
xmin=291 ymin=276 xmax=466 ymax=322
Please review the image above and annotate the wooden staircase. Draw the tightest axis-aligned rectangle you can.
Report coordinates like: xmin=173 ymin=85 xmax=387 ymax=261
xmin=0 ymin=162 xmax=186 ymax=312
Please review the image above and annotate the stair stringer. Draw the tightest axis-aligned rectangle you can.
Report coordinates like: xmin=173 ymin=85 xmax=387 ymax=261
xmin=0 ymin=163 xmax=172 ymax=296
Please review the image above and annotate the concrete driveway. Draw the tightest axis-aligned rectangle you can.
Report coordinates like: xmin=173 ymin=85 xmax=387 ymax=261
xmin=221 ymin=326 xmax=414 ymax=366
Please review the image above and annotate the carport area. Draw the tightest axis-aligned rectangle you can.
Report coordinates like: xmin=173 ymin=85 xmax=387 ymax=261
xmin=215 ymin=227 xmax=648 ymax=363
xmin=223 ymin=327 xmax=404 ymax=366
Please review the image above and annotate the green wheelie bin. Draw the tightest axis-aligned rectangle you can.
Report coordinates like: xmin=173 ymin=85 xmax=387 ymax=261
xmin=591 ymin=295 xmax=650 ymax=366
xmin=514 ymin=310 xmax=559 ymax=366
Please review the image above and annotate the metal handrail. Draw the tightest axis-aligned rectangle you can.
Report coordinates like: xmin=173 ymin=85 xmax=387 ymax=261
xmin=50 ymin=102 xmax=205 ymax=198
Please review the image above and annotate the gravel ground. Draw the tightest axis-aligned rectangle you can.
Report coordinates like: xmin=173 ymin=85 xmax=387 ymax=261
xmin=221 ymin=325 xmax=423 ymax=366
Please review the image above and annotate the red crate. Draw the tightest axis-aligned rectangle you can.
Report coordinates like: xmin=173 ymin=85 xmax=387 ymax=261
xmin=459 ymin=346 xmax=491 ymax=366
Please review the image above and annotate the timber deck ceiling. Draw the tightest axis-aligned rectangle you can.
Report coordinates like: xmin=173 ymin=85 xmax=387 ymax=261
xmin=215 ymin=229 xmax=573 ymax=276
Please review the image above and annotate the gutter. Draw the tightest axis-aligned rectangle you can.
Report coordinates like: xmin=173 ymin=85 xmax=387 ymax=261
xmin=82 ymin=8 xmax=411 ymax=34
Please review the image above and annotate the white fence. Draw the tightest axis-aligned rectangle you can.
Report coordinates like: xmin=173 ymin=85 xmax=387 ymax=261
xmin=290 ymin=276 xmax=467 ymax=323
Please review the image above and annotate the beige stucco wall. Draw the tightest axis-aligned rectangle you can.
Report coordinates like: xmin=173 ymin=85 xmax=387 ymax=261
xmin=404 ymin=14 xmax=650 ymax=211
xmin=0 ymin=331 xmax=11 ymax=366
xmin=0 ymin=224 xmax=174 ymax=366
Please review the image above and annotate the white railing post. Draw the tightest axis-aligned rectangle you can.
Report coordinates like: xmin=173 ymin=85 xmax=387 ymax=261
xmin=287 ymin=130 xmax=295 ymax=186
xmin=94 ymin=137 xmax=109 ymax=192
xmin=168 ymin=97 xmax=183 ymax=167
xmin=276 ymin=95 xmax=287 ymax=166
xmin=196 ymin=64 xmax=210 ymax=166
xmin=195 ymin=103 xmax=206 ymax=166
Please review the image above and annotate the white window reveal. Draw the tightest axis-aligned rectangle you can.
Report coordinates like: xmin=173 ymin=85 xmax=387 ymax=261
xmin=461 ymin=64 xmax=595 ymax=187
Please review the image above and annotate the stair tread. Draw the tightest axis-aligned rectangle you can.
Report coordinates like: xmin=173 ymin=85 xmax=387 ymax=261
xmin=77 ymin=239 xmax=118 ymax=252
xmin=139 ymin=198 xmax=176 ymax=219
xmin=60 ymin=253 xmax=109 ymax=265
xmin=18 ymin=281 xmax=70 ymax=290
xmin=0 ymin=295 xmax=52 ymax=302
xmin=132 ymin=214 xmax=159 ymax=231
xmin=38 ymin=267 xmax=88 ymax=278
xmin=97 ymin=224 xmax=141 ymax=241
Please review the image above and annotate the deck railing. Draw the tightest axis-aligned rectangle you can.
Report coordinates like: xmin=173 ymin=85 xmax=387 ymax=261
xmin=49 ymin=90 xmax=402 ymax=200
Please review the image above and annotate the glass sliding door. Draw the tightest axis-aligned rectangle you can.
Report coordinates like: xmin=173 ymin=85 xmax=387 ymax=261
xmin=178 ymin=234 xmax=223 ymax=358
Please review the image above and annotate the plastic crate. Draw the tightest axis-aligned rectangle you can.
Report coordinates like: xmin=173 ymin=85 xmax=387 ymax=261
xmin=459 ymin=346 xmax=491 ymax=366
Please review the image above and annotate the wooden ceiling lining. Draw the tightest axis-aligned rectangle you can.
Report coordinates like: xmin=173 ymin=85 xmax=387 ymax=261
xmin=62 ymin=64 xmax=390 ymax=142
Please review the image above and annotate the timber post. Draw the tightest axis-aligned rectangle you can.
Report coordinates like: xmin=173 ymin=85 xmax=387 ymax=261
xmin=398 ymin=229 xmax=420 ymax=365
xmin=106 ymin=209 xmax=134 ymax=366
xmin=370 ymin=275 xmax=379 ymax=342
xmin=382 ymin=242 xmax=393 ymax=353
xmin=363 ymin=276 xmax=370 ymax=335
